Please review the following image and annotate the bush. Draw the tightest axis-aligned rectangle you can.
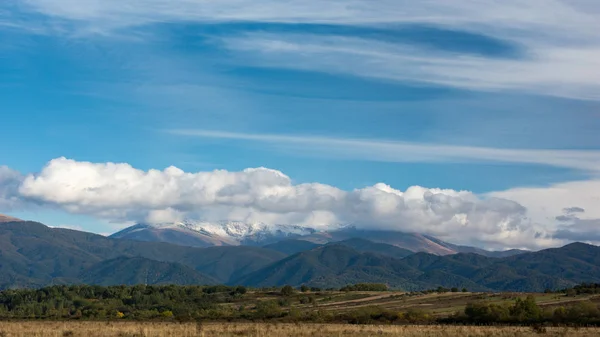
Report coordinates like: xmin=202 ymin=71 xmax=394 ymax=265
xmin=281 ymin=285 xmax=295 ymax=297
xmin=340 ymin=283 xmax=388 ymax=292
xmin=254 ymin=301 xmax=282 ymax=319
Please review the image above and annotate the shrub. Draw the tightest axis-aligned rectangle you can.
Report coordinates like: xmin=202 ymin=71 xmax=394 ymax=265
xmin=281 ymin=285 xmax=295 ymax=297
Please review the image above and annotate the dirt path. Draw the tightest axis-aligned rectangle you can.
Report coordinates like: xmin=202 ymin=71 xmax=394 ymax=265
xmin=538 ymin=295 xmax=600 ymax=307
xmin=321 ymin=293 xmax=401 ymax=306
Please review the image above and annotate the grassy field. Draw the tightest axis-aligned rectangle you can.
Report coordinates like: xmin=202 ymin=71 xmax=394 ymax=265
xmin=2 ymin=289 xmax=600 ymax=336
xmin=278 ymin=290 xmax=600 ymax=315
xmin=0 ymin=322 xmax=599 ymax=337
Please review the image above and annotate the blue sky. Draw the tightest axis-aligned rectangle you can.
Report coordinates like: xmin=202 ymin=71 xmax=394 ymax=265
xmin=1 ymin=0 xmax=600 ymax=249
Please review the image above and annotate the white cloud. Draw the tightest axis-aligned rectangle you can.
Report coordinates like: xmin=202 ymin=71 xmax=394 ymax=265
xmin=10 ymin=0 xmax=600 ymax=100
xmin=14 ymin=157 xmax=547 ymax=249
xmin=490 ymin=180 xmax=600 ymax=247
xmin=219 ymin=33 xmax=600 ymax=100
xmin=19 ymin=0 xmax=600 ymax=38
xmin=48 ymin=224 xmax=85 ymax=231
xmin=489 ymin=180 xmax=600 ymax=225
xmin=168 ymin=129 xmax=600 ymax=172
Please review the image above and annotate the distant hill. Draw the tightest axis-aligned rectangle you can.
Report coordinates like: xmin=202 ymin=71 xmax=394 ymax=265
xmin=263 ymin=239 xmax=322 ymax=255
xmin=80 ymin=257 xmax=217 ymax=286
xmin=108 ymin=223 xmax=235 ymax=247
xmin=234 ymin=245 xmax=427 ymax=290
xmin=328 ymin=238 xmax=413 ymax=259
xmin=110 ymin=221 xmax=316 ymax=247
xmin=2 ymin=218 xmax=600 ymax=292
xmin=0 ymin=220 xmax=284 ymax=288
xmin=111 ymin=222 xmax=517 ymax=256
xmin=423 ymin=235 xmax=527 ymax=258
xmin=0 ymin=214 xmax=22 ymax=223
xmin=235 ymin=242 xmax=600 ymax=292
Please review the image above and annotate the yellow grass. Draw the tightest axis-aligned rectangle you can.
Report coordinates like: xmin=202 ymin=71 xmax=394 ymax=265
xmin=0 ymin=322 xmax=599 ymax=337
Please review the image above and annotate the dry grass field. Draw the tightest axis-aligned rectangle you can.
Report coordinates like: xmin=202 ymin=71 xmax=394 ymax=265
xmin=0 ymin=322 xmax=599 ymax=337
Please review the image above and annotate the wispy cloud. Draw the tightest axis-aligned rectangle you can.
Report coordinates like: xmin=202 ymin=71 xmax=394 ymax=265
xmin=168 ymin=129 xmax=600 ymax=172
xmin=18 ymin=0 xmax=600 ymax=38
xmin=7 ymin=1 xmax=600 ymax=100
xmin=219 ymin=33 xmax=600 ymax=100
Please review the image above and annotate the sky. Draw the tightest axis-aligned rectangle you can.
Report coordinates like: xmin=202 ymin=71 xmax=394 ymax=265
xmin=1 ymin=0 xmax=600 ymax=250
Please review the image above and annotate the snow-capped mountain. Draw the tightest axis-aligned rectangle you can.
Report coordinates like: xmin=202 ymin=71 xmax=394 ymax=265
xmin=110 ymin=220 xmax=318 ymax=247
xmin=109 ymin=221 xmax=526 ymax=257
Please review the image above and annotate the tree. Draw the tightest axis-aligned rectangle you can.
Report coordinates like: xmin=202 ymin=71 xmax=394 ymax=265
xmin=300 ymin=285 xmax=310 ymax=293
xmin=281 ymin=285 xmax=295 ymax=297
xmin=510 ymin=295 xmax=541 ymax=322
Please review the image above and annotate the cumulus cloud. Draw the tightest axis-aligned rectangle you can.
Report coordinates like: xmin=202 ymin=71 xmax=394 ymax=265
xmin=489 ymin=180 xmax=600 ymax=225
xmin=12 ymin=157 xmax=547 ymax=249
xmin=6 ymin=157 xmax=600 ymax=249
xmin=490 ymin=180 xmax=600 ymax=246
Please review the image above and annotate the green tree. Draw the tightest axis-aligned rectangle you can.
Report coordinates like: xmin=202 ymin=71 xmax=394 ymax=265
xmin=510 ymin=295 xmax=541 ymax=322
xmin=281 ymin=285 xmax=295 ymax=297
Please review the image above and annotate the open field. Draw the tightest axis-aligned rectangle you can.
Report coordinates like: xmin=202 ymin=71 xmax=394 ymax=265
xmin=1 ymin=322 xmax=600 ymax=337
xmin=283 ymin=291 xmax=600 ymax=315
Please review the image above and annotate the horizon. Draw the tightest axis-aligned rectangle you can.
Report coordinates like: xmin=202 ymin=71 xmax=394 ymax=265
xmin=1 ymin=0 xmax=600 ymax=251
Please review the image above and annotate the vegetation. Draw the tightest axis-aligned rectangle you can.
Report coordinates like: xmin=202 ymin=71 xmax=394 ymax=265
xmin=339 ymin=283 xmax=388 ymax=292
xmin=1 ymin=322 xmax=599 ymax=337
xmin=0 ymin=283 xmax=598 ymax=327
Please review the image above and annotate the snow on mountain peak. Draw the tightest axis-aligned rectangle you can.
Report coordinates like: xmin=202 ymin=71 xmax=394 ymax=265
xmin=144 ymin=220 xmax=318 ymax=244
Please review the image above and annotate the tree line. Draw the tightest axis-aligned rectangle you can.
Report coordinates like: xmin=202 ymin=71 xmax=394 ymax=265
xmin=1 ymin=283 xmax=599 ymax=326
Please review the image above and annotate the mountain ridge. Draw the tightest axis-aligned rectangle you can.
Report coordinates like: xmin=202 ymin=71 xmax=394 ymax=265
xmin=2 ymin=218 xmax=599 ymax=292
xmin=110 ymin=221 xmax=523 ymax=256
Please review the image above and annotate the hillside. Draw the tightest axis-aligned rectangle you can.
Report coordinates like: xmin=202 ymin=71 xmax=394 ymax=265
xmin=423 ymin=235 xmax=528 ymax=258
xmin=79 ymin=257 xmax=217 ymax=286
xmin=329 ymin=238 xmax=414 ymax=259
xmin=0 ymin=220 xmax=284 ymax=288
xmin=111 ymin=222 xmax=513 ymax=256
xmin=0 ymin=214 xmax=22 ymax=223
xmin=110 ymin=221 xmax=317 ymax=247
xmin=262 ymin=239 xmax=322 ymax=255
xmin=2 ymin=219 xmax=600 ymax=292
xmin=236 ymin=242 xmax=600 ymax=292
xmin=234 ymin=245 xmax=426 ymax=290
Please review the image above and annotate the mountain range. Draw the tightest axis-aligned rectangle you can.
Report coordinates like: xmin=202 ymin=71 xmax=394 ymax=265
xmin=1 ymin=214 xmax=599 ymax=292
xmin=110 ymin=221 xmax=526 ymax=257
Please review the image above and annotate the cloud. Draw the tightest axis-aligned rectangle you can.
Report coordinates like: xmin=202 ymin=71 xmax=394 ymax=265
xmin=218 ymin=33 xmax=600 ymax=100
xmin=13 ymin=157 xmax=548 ymax=249
xmin=48 ymin=224 xmax=85 ymax=231
xmin=563 ymin=207 xmax=585 ymax=214
xmin=168 ymin=129 xmax=600 ymax=172
xmin=552 ymin=217 xmax=600 ymax=242
xmin=5 ymin=157 xmax=600 ymax=249
xmin=18 ymin=0 xmax=600 ymax=38
xmin=0 ymin=166 xmax=25 ymax=211
xmin=490 ymin=180 xmax=600 ymax=246
xmin=489 ymin=180 xmax=600 ymax=224
xmin=14 ymin=0 xmax=600 ymax=100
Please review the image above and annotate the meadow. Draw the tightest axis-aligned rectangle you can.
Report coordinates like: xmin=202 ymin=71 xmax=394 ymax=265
xmin=2 ymin=284 xmax=600 ymax=336
xmin=1 ymin=322 xmax=600 ymax=337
